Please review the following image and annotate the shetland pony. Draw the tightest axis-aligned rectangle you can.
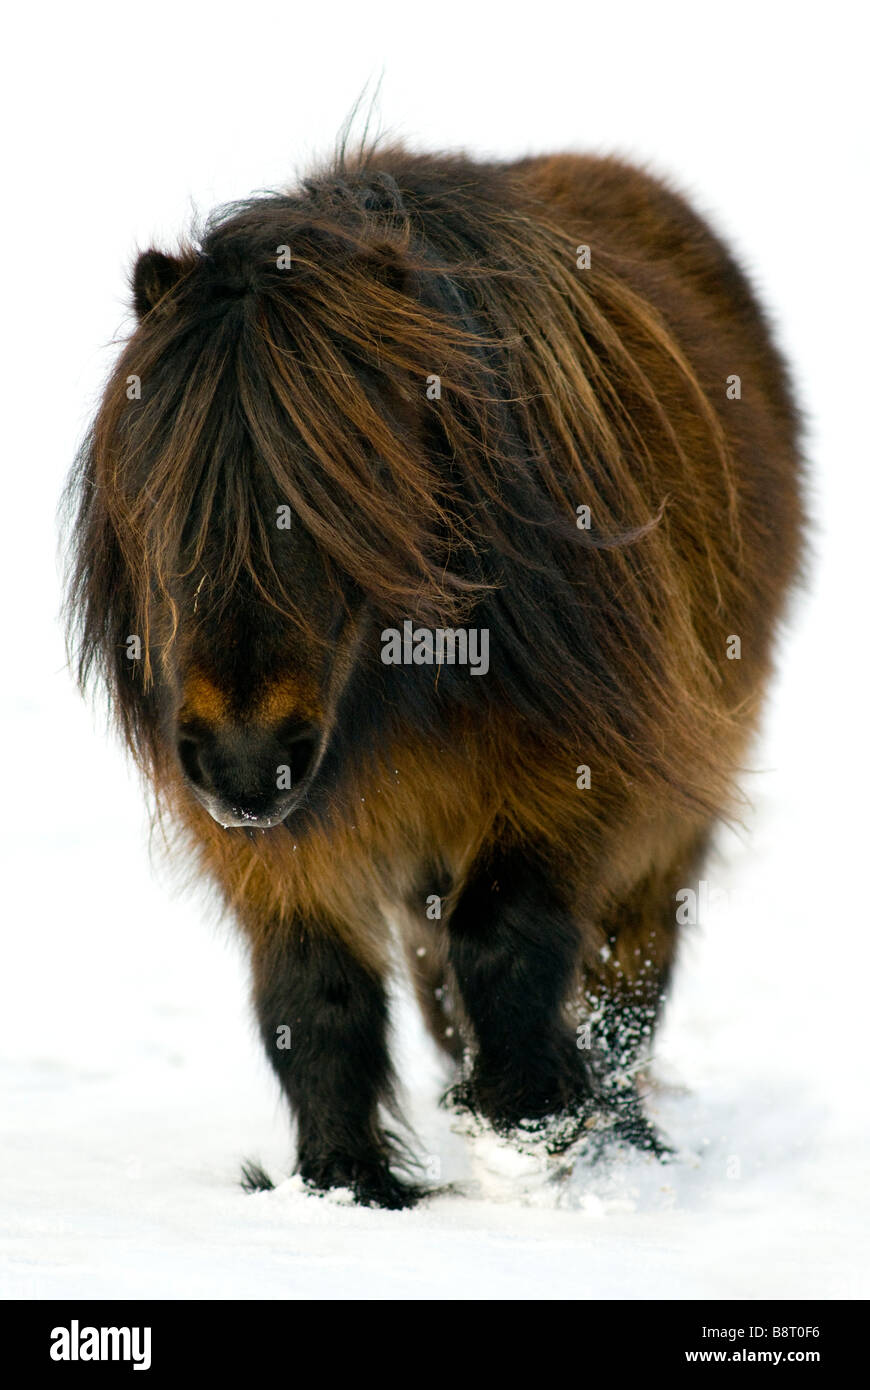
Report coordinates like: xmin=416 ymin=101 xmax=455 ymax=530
xmin=64 ymin=146 xmax=803 ymax=1207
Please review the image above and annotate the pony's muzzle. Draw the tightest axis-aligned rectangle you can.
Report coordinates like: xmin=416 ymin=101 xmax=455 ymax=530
xmin=177 ymin=717 xmax=321 ymax=829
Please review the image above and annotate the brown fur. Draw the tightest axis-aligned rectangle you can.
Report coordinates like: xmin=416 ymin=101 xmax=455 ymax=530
xmin=64 ymin=144 xmax=803 ymax=1201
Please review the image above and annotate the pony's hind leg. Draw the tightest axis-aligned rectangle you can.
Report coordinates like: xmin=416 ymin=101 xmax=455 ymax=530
xmin=587 ymin=832 xmax=711 ymax=1073
xmin=579 ymin=833 xmax=713 ymax=1152
xmin=399 ymin=877 xmax=464 ymax=1065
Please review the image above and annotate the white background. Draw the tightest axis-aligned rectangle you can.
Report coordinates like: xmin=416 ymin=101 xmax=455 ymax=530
xmin=1 ymin=0 xmax=867 ymax=1298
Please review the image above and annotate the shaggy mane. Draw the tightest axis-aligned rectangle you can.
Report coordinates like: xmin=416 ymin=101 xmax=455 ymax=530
xmin=64 ymin=145 xmax=749 ymax=813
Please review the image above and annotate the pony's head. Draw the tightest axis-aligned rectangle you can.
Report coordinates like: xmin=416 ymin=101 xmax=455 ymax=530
xmin=64 ymin=150 xmax=735 ymax=834
xmin=63 ymin=162 xmax=505 ymax=829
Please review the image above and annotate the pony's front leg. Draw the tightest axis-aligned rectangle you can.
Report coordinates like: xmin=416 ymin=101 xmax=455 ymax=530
xmin=251 ymin=922 xmax=424 ymax=1209
xmin=447 ymin=844 xmax=667 ymax=1154
xmin=446 ymin=844 xmax=595 ymax=1136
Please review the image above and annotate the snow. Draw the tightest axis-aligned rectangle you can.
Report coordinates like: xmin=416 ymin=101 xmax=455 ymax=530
xmin=2 ymin=0 xmax=867 ymax=1302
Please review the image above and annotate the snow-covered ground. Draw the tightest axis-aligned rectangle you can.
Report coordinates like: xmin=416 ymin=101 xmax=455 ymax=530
xmin=2 ymin=0 xmax=867 ymax=1302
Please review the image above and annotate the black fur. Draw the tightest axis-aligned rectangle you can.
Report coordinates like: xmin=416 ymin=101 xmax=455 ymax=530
xmin=252 ymin=928 xmax=427 ymax=1209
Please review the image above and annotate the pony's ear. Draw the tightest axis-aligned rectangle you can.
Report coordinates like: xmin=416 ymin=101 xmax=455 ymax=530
xmin=131 ymin=248 xmax=185 ymax=320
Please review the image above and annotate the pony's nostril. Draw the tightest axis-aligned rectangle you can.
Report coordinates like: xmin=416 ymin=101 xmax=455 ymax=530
xmin=177 ymin=735 xmax=206 ymax=789
xmin=290 ymin=735 xmax=317 ymax=783
xmin=280 ymin=721 xmax=320 ymax=784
